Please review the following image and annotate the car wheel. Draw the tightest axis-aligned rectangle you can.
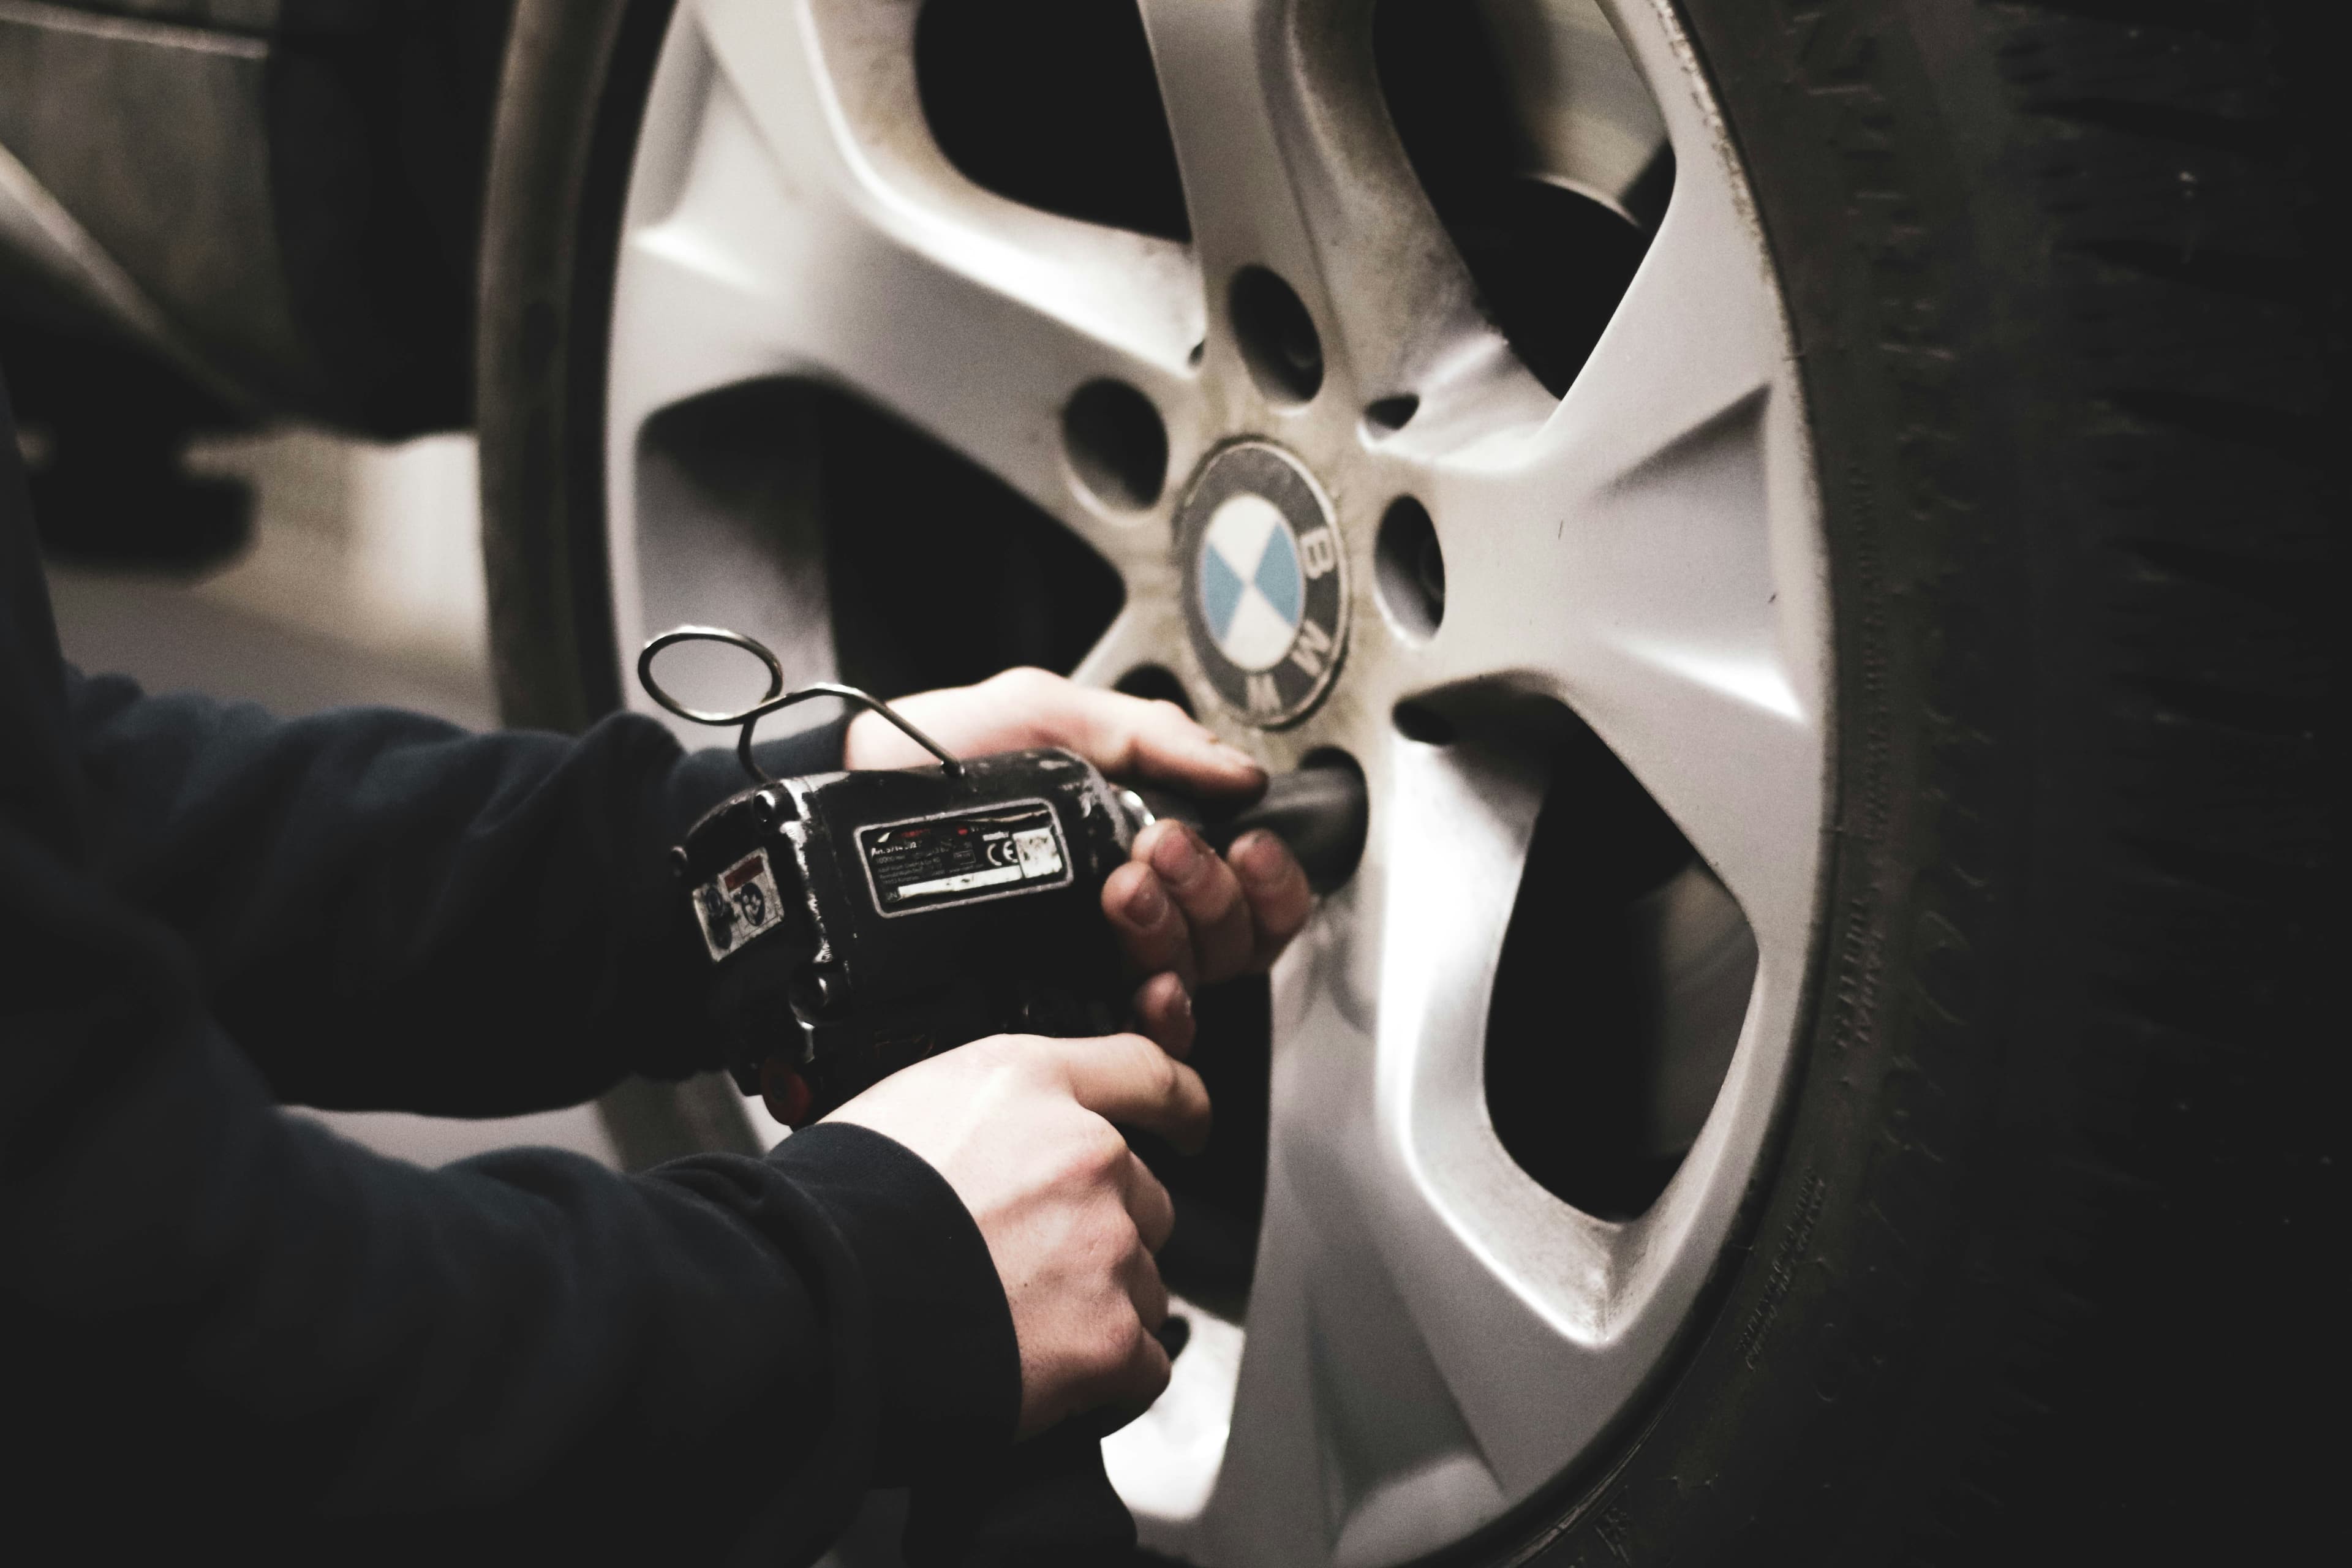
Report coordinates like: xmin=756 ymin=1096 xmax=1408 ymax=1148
xmin=478 ymin=2 xmax=2335 ymax=1561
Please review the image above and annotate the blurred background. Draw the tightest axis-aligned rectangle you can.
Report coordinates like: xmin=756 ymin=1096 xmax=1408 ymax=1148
xmin=36 ymin=418 xmax=619 ymax=1169
xmin=3 ymin=0 xmax=619 ymax=1166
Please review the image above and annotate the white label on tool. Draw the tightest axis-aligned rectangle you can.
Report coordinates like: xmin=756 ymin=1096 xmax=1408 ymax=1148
xmin=692 ymin=848 xmax=784 ymax=962
xmin=858 ymin=799 xmax=1071 ymax=916
xmin=892 ymin=862 xmax=1027 ymax=900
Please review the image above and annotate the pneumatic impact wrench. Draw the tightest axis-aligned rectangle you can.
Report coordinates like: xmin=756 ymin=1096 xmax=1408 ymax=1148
xmin=643 ymin=627 xmax=1369 ymax=1128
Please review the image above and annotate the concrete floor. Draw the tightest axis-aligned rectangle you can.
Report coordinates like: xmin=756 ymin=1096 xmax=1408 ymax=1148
xmin=43 ymin=427 xmax=617 ymax=1169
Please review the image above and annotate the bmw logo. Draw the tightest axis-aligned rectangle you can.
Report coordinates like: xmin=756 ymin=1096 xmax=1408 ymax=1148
xmin=1175 ymin=441 xmax=1347 ymax=726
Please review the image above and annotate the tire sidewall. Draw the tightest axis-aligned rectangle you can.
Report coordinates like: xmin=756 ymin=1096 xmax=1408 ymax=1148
xmin=479 ymin=0 xmax=680 ymax=737
xmin=1510 ymin=1 xmax=2305 ymax=1560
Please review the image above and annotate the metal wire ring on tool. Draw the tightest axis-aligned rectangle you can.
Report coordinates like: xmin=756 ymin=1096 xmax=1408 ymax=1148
xmin=636 ymin=626 xmax=963 ymax=783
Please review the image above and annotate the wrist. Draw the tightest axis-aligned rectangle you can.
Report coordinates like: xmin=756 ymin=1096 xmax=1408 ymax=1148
xmin=767 ymin=1123 xmax=1022 ymax=1482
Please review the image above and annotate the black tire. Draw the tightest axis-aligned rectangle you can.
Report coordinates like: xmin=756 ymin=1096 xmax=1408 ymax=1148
xmin=475 ymin=0 xmax=763 ymax=1169
xmin=478 ymin=0 xmax=663 ymax=740
xmin=477 ymin=1 xmax=2339 ymax=1560
xmin=1509 ymin=3 xmax=2337 ymax=1560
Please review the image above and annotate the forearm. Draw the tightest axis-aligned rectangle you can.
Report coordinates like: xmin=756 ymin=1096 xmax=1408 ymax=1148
xmin=62 ymin=668 xmax=844 ymax=1112
xmin=1 ymin=823 xmax=1010 ymax=1555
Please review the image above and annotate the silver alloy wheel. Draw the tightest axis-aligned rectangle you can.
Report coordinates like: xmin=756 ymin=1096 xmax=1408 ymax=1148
xmin=603 ymin=2 xmax=1827 ymax=1563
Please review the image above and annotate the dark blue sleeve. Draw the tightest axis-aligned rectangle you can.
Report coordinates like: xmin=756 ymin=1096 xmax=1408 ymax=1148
xmin=2 ymin=368 xmax=1020 ymax=1556
xmin=0 ymin=805 xmax=1017 ymax=1558
xmin=60 ymin=667 xmax=842 ymax=1115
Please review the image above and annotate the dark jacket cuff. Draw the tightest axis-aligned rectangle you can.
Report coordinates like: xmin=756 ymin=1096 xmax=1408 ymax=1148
xmin=766 ymin=1121 xmax=1021 ymax=1484
xmin=661 ymin=714 xmax=855 ymax=840
xmin=632 ymin=714 xmax=854 ymax=1082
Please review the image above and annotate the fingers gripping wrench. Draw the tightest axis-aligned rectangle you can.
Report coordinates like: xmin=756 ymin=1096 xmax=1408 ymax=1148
xmin=643 ymin=628 xmax=1368 ymax=1125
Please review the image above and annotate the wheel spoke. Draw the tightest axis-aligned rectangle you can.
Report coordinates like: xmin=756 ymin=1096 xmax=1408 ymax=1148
xmin=1066 ymin=570 xmax=1191 ymax=695
xmin=609 ymin=0 xmax=1204 ymax=583
xmin=1134 ymin=0 xmax=1507 ymax=411
xmin=1390 ymin=130 xmax=1825 ymax=949
xmin=1151 ymin=733 xmax=1801 ymax=1566
xmin=1155 ymin=741 xmax=1543 ymax=1565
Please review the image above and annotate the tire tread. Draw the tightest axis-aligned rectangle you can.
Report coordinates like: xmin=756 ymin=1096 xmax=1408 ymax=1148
xmin=1523 ymin=2 xmax=2337 ymax=1562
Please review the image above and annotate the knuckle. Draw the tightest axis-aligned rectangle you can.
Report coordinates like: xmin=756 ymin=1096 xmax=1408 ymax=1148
xmin=1099 ymin=1314 xmax=1151 ymax=1376
xmin=1080 ymin=1118 xmax=1132 ymax=1178
xmin=1028 ymin=1061 xmax=1076 ymax=1105
xmin=1052 ymin=1118 xmax=1126 ymax=1188
xmin=1193 ymin=869 xmax=1245 ymax=921
xmin=1088 ymin=1212 xmax=1142 ymax=1270
xmin=968 ymin=1035 xmax=1023 ymax=1075
xmin=1117 ymin=1030 xmax=1174 ymax=1085
xmin=1147 ymin=1044 xmax=1180 ymax=1102
xmin=985 ymin=1036 xmax=1061 ymax=1092
xmin=1069 ymin=1301 xmax=1139 ymax=1382
xmin=993 ymin=665 xmax=1054 ymax=693
xmin=1145 ymin=979 xmax=1187 ymax=1025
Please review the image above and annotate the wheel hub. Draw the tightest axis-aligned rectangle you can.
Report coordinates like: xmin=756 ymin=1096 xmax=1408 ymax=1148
xmin=1175 ymin=440 xmax=1349 ymax=727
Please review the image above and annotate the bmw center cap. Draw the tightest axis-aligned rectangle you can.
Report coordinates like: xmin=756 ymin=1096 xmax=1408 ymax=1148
xmin=1175 ymin=442 xmax=1348 ymax=726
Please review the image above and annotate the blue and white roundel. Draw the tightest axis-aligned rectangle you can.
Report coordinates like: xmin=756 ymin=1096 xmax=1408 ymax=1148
xmin=1197 ymin=494 xmax=1305 ymax=673
xmin=1172 ymin=440 xmax=1348 ymax=727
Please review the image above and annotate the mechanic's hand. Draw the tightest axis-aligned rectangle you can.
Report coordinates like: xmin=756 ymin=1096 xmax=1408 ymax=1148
xmin=844 ymin=668 xmax=1316 ymax=1056
xmin=824 ymin=1031 xmax=1208 ymax=1437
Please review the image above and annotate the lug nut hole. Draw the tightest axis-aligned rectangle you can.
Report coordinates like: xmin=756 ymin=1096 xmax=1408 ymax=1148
xmin=1116 ymin=663 xmax=1196 ymax=716
xmin=1393 ymin=701 xmax=1455 ymax=745
xmin=1364 ymin=394 xmax=1419 ymax=432
xmin=1374 ymin=496 xmax=1446 ymax=641
xmin=1230 ymin=266 xmax=1324 ymax=404
xmin=1063 ymin=379 xmax=1169 ymax=510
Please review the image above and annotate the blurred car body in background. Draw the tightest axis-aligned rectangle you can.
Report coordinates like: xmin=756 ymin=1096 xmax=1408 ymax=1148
xmin=0 ymin=0 xmax=510 ymax=567
xmin=5 ymin=1 xmax=619 ymax=1169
